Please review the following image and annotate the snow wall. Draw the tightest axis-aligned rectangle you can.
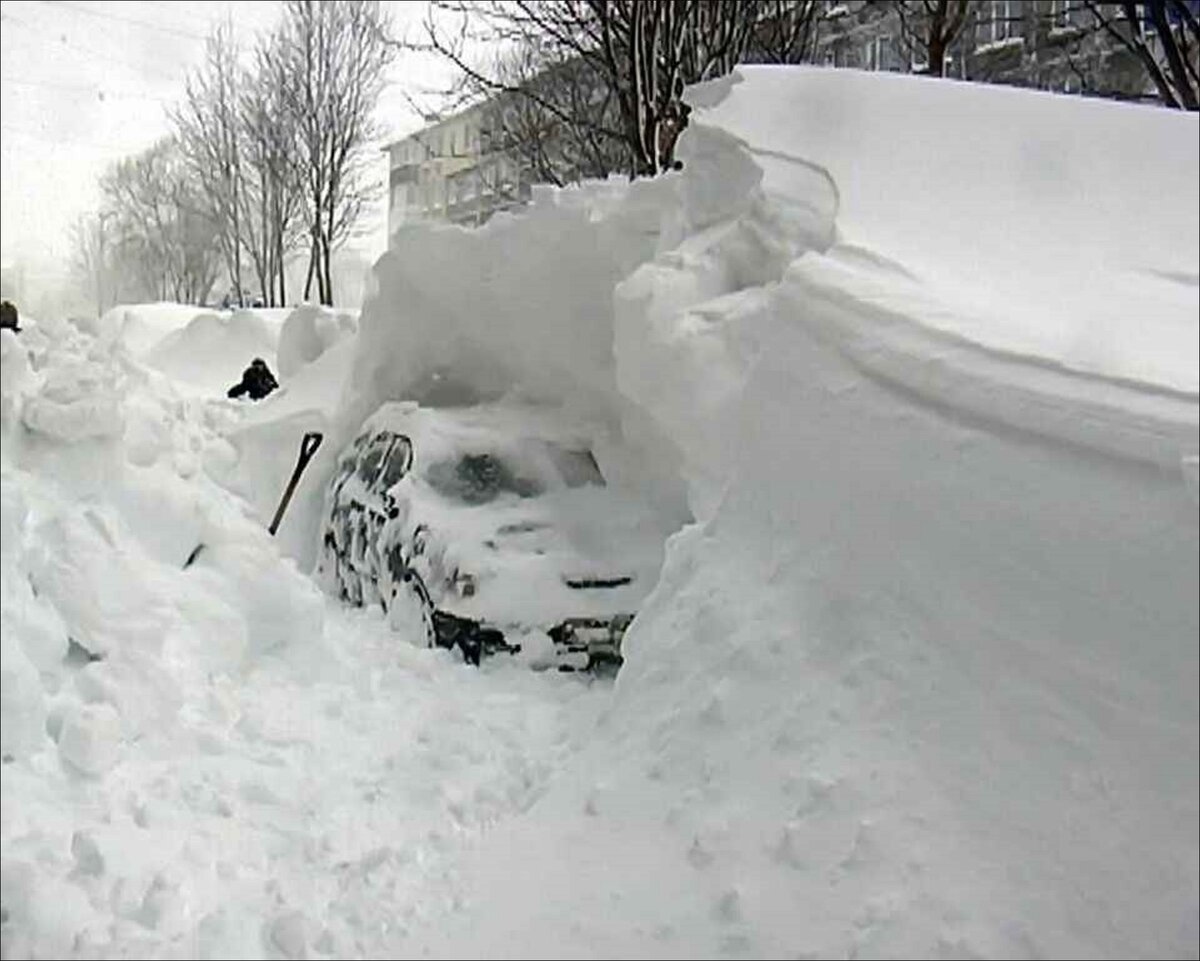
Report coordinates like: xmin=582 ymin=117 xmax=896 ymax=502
xmin=343 ymin=66 xmax=1199 ymax=958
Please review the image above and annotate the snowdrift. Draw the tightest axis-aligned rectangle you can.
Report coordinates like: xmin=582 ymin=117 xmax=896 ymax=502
xmin=0 ymin=318 xmax=327 ymax=772
xmin=276 ymin=303 xmax=358 ymax=380
xmin=145 ymin=309 xmax=278 ymax=394
xmin=346 ymin=67 xmax=1198 ymax=958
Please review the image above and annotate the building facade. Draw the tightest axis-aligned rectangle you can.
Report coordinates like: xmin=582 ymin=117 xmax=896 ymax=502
xmin=385 ymin=102 xmax=533 ymax=236
xmin=813 ymin=1 xmax=1169 ymax=99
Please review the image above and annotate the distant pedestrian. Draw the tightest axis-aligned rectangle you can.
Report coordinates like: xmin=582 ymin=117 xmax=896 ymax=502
xmin=0 ymin=300 xmax=20 ymax=333
xmin=227 ymin=357 xmax=279 ymax=400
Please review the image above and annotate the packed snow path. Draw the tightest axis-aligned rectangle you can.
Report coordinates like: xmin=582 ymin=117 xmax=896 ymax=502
xmin=4 ymin=603 xmax=609 ymax=960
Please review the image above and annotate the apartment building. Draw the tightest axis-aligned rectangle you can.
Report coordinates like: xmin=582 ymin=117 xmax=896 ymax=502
xmin=385 ymin=101 xmax=532 ymax=236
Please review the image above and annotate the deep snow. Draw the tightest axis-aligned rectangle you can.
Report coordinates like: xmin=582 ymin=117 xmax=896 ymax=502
xmin=1 ymin=66 xmax=1197 ymax=961
xmin=1 ymin=308 xmax=606 ymax=959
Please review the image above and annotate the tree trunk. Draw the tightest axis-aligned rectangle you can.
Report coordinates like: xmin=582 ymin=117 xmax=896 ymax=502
xmin=929 ymin=32 xmax=947 ymax=77
xmin=277 ymin=229 xmax=287 ymax=306
xmin=321 ymin=231 xmax=333 ymax=306
xmin=303 ymin=232 xmax=318 ymax=301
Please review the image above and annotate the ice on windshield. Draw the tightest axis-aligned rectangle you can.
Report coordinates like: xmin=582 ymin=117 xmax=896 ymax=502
xmin=547 ymin=444 xmax=605 ymax=488
xmin=426 ymin=452 xmax=543 ymax=505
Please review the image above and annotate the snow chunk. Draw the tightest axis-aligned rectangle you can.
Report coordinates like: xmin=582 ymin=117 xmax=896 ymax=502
xmin=0 ymin=632 xmax=47 ymax=760
xmin=21 ymin=353 xmax=125 ymax=442
xmin=56 ymin=701 xmax=122 ymax=775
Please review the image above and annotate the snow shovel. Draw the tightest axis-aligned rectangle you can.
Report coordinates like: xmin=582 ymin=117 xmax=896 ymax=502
xmin=183 ymin=430 xmax=324 ymax=570
xmin=268 ymin=431 xmax=324 ymax=535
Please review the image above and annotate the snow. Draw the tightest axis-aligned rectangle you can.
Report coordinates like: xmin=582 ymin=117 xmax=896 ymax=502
xmin=276 ymin=304 xmax=358 ymax=380
xmin=2 ymin=65 xmax=1197 ymax=960
xmin=145 ymin=309 xmax=278 ymax=395
xmin=688 ymin=67 xmax=1199 ymax=394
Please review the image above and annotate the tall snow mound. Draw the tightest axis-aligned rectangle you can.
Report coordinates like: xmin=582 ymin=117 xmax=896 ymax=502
xmin=344 ymin=175 xmax=675 ymax=428
xmin=363 ymin=68 xmax=1198 ymax=958
xmin=97 ymin=303 xmax=212 ymax=359
xmin=145 ymin=309 xmax=278 ymax=394
xmin=694 ymin=66 xmax=1199 ymax=394
xmin=275 ymin=304 xmax=358 ymax=380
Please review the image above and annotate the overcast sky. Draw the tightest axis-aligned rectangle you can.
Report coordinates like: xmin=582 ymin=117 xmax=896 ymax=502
xmin=0 ymin=0 xmax=453 ymax=273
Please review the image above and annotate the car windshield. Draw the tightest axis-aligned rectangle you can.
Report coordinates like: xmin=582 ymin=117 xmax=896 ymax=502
xmin=349 ymin=431 xmax=412 ymax=495
xmin=376 ymin=435 xmax=413 ymax=491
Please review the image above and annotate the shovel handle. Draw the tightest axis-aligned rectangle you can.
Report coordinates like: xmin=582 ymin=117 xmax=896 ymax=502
xmin=269 ymin=431 xmax=324 ymax=536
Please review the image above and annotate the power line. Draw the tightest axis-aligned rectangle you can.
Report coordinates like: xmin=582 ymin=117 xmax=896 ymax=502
xmin=1 ymin=73 xmax=172 ymax=103
xmin=32 ymin=0 xmax=210 ymax=41
xmin=1 ymin=10 xmax=184 ymax=83
xmin=133 ymin=0 xmax=211 ymax=26
xmin=1 ymin=122 xmax=146 ymax=153
xmin=1 ymin=7 xmax=186 ymax=83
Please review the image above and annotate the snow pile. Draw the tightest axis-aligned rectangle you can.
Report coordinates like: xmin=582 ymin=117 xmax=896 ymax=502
xmin=98 ymin=303 xmax=213 ymax=360
xmin=345 ymin=175 xmax=674 ymax=434
xmin=276 ymin=304 xmax=358 ymax=380
xmin=0 ymin=312 xmax=325 ymax=776
xmin=144 ymin=308 xmax=279 ymax=395
xmin=350 ymin=68 xmax=1197 ymax=958
xmin=696 ymin=68 xmax=1198 ymax=393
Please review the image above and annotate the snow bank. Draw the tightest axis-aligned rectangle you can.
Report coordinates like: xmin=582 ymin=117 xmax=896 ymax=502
xmin=144 ymin=308 xmax=278 ymax=394
xmin=692 ymin=67 xmax=1199 ymax=394
xmin=0 ymin=313 xmax=326 ymax=776
xmin=371 ymin=68 xmax=1197 ymax=959
xmin=345 ymin=175 xmax=674 ymax=433
xmin=99 ymin=302 xmax=210 ymax=359
xmin=276 ymin=304 xmax=358 ymax=379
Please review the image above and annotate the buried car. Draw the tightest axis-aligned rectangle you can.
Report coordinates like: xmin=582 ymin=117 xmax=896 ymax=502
xmin=315 ymin=401 xmax=670 ymax=672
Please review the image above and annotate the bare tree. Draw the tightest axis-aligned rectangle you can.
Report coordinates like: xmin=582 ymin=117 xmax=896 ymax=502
xmin=240 ymin=29 xmax=305 ymax=307
xmin=1076 ymin=1 xmax=1199 ymax=108
xmin=893 ymin=1 xmax=974 ymax=77
xmin=68 ymin=212 xmax=118 ymax=317
xmin=174 ymin=22 xmax=245 ymax=304
xmin=469 ymin=42 xmax=628 ymax=192
xmin=421 ymin=2 xmax=774 ymax=181
xmin=279 ymin=0 xmax=394 ymax=306
xmin=97 ymin=139 xmax=221 ymax=305
xmin=744 ymin=0 xmax=824 ymax=65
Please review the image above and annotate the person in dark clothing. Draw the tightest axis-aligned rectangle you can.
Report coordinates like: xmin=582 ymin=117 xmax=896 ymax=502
xmin=227 ymin=357 xmax=279 ymax=400
xmin=0 ymin=300 xmax=20 ymax=333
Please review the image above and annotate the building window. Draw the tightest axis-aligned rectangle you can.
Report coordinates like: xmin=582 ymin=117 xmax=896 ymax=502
xmin=1048 ymin=0 xmax=1075 ymax=30
xmin=986 ymin=0 xmax=1020 ymax=44
xmin=865 ymin=35 xmax=890 ymax=71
